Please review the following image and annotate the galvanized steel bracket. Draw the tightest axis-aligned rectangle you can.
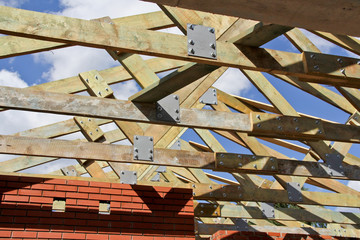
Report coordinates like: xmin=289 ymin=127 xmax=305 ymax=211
xmin=156 ymin=166 xmax=167 ymax=173
xmin=287 ymin=182 xmax=303 ymax=202
xmin=133 ymin=135 xmax=154 ymax=161
xmin=151 ymin=173 xmax=160 ymax=182
xmin=120 ymin=170 xmax=137 ymax=185
xmin=260 ymin=202 xmax=275 ymax=218
xmin=187 ymin=24 xmax=217 ymax=59
xmin=170 ymin=140 xmax=181 ymax=150
xmin=156 ymin=95 xmax=180 ymax=122
xmin=200 ymin=88 xmax=217 ymax=105
xmin=61 ymin=166 xmax=79 ymax=176
xmin=321 ymin=153 xmax=345 ymax=177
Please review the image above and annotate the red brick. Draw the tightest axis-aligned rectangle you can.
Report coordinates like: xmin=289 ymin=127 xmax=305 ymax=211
xmin=29 ymin=196 xmax=53 ymax=204
xmin=55 ymin=184 xmax=78 ymax=192
xmin=89 ymin=193 xmax=111 ymax=201
xmin=110 ymin=201 xmax=121 ymax=208
xmin=0 ymin=188 xmax=18 ymax=195
xmin=63 ymin=232 xmax=86 ymax=239
xmin=77 ymin=199 xmax=99 ymax=206
xmin=31 ymin=183 xmax=54 ymax=190
xmin=42 ymin=190 xmax=66 ymax=198
xmin=43 ymin=178 xmax=67 ymax=185
xmin=20 ymin=176 xmax=43 ymax=183
xmin=76 ymin=212 xmax=99 ymax=220
xmin=37 ymin=232 xmax=62 ymax=239
xmin=90 ymin=181 xmax=111 ymax=188
xmin=6 ymin=181 xmax=30 ymax=189
xmin=0 ymin=175 xmax=20 ymax=181
xmin=67 ymin=180 xmax=89 ymax=186
xmin=111 ymin=183 xmax=133 ymax=189
xmin=79 ymin=186 xmax=100 ymax=193
xmin=18 ymin=189 xmax=42 ymax=196
xmin=66 ymin=192 xmax=88 ymax=199
xmin=111 ymin=195 xmax=131 ymax=202
xmin=0 ymin=231 xmax=11 ymax=237
xmin=0 ymin=181 xmax=5 ymax=187
xmin=0 ymin=216 xmax=13 ymax=223
xmin=132 ymin=236 xmax=153 ymax=240
xmin=110 ymin=235 xmax=131 ymax=240
xmin=27 ymin=210 xmax=52 ymax=218
xmin=101 ymin=188 xmax=121 ymax=195
xmin=143 ymin=216 xmax=164 ymax=223
xmin=39 ymin=217 xmax=63 ymax=225
xmin=4 ymin=195 xmax=29 ymax=202
xmin=66 ymin=198 xmax=77 ymax=205
xmin=86 ymin=234 xmax=109 ymax=240
xmin=121 ymin=190 xmax=138 ymax=196
xmin=51 ymin=211 xmax=76 ymax=218
xmin=121 ymin=202 xmax=142 ymax=209
xmin=25 ymin=224 xmax=51 ymax=232
xmin=63 ymin=218 xmax=87 ymax=226
xmin=14 ymin=217 xmax=39 ymax=224
xmin=153 ymin=223 xmax=174 ymax=230
xmin=154 ymin=237 xmax=175 ymax=240
xmin=268 ymin=232 xmax=281 ymax=237
xmin=51 ymin=224 xmax=75 ymax=232
xmin=12 ymin=231 xmax=38 ymax=238
xmin=75 ymin=226 xmax=98 ymax=233
xmin=133 ymin=222 xmax=153 ymax=229
xmin=1 ymin=209 xmax=27 ymax=216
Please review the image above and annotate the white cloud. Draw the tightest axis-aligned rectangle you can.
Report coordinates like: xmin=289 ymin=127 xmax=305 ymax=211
xmin=0 ymin=69 xmax=28 ymax=88
xmin=34 ymin=0 xmax=160 ymax=82
xmin=0 ymin=0 xmax=27 ymax=7
xmin=336 ymin=181 xmax=360 ymax=213
xmin=213 ymin=68 xmax=251 ymax=96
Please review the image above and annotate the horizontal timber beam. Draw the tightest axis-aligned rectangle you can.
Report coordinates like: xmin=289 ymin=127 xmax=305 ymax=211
xmin=142 ymin=0 xmax=360 ymax=37
xmin=194 ymin=202 xmax=360 ymax=225
xmin=0 ymin=86 xmax=359 ymax=143
xmin=1 ymin=134 xmax=360 ymax=180
xmin=1 ymin=6 xmax=360 ymax=86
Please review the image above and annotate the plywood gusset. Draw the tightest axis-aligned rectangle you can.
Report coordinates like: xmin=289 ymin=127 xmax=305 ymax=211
xmin=0 ymin=2 xmax=359 ymax=238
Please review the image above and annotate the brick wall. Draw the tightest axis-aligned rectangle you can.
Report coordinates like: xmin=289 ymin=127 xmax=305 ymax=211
xmin=0 ymin=175 xmax=195 ymax=239
xmin=210 ymin=230 xmax=353 ymax=240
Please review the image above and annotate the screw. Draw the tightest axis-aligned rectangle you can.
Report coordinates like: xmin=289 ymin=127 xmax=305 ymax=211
xmin=270 ymin=158 xmax=274 ymax=162
xmin=175 ymin=109 xmax=179 ymax=113
xmin=80 ymin=121 xmax=83 ymax=124
xmin=213 ymin=89 xmax=216 ymax=92
xmin=90 ymin=132 xmax=93 ymax=135
xmin=86 ymin=79 xmax=89 ymax=83
xmin=215 ymin=211 xmax=218 ymax=214
xmin=188 ymin=48 xmax=195 ymax=54
xmin=257 ymin=123 xmax=261 ymax=128
xmin=98 ymin=91 xmax=102 ymax=96
xmin=310 ymin=54 xmax=315 ymax=59
xmin=174 ymin=95 xmax=178 ymax=100
xmin=277 ymin=126 xmax=282 ymax=130
xmin=256 ymin=114 xmax=261 ymax=120
xmin=237 ymin=154 xmax=242 ymax=158
xmin=337 ymin=58 xmax=343 ymax=63
xmin=105 ymin=88 xmax=109 ymax=91
xmin=293 ymin=118 xmax=298 ymax=122
xmin=237 ymin=186 xmax=241 ymax=190
xmin=134 ymin=172 xmax=137 ymax=175
xmin=135 ymin=136 xmax=138 ymax=140
xmin=271 ymin=166 xmax=275 ymax=170
xmin=253 ymin=164 xmax=257 ymax=169
xmin=314 ymin=65 xmax=319 ymax=70
xmin=252 ymin=156 xmax=256 ymax=159
xmin=95 ymin=75 xmax=99 ymax=80
xmin=200 ymin=99 xmax=204 ymax=103
xmin=149 ymin=149 xmax=153 ymax=153
xmin=211 ymin=52 xmax=216 ymax=58
xmin=96 ymin=128 xmax=99 ymax=132
xmin=219 ymin=161 xmax=224 ymax=165
xmin=238 ymin=163 xmax=242 ymax=167
xmin=318 ymin=130 xmax=322 ymax=134
xmin=192 ymin=184 xmax=196 ymax=188
xmin=188 ymin=39 xmax=194 ymax=45
xmin=210 ymin=43 xmax=216 ymax=49
xmin=209 ymin=185 xmax=213 ymax=189
xmin=295 ymin=127 xmax=300 ymax=131
xmin=157 ymin=113 xmax=163 ymax=118
xmin=193 ymin=192 xmax=196 ymax=196
xmin=223 ymin=193 xmax=227 ymax=197
xmin=121 ymin=171 xmax=124 ymax=175
xmin=209 ymin=28 xmax=215 ymax=33
xmin=189 ymin=24 xmax=194 ymax=30
xmin=209 ymin=192 xmax=213 ymax=196
xmin=340 ymin=69 xmax=346 ymax=75
xmin=200 ymin=210 xmax=204 ymax=214
xmin=134 ymin=154 xmax=138 ymax=159
xmin=276 ymin=116 xmax=281 ymax=121
xmin=88 ymin=118 xmax=91 ymax=121
xmin=220 ymin=154 xmax=224 ymax=158
xmin=213 ymin=101 xmax=216 ymax=104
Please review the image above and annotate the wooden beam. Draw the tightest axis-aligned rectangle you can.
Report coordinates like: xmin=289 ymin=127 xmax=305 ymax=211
xmin=142 ymin=0 xmax=360 ymax=37
xmin=1 ymin=134 xmax=360 ymax=181
xmin=1 ymin=6 xmax=359 ymax=85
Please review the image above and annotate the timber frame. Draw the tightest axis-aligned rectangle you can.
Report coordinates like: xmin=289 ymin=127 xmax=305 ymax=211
xmin=0 ymin=1 xmax=359 ymax=239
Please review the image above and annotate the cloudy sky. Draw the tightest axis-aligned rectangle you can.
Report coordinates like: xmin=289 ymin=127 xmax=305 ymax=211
xmin=0 ymin=0 xmax=359 ymax=209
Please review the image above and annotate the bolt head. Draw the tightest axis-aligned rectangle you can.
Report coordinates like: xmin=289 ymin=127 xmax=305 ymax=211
xmin=340 ymin=69 xmax=346 ymax=74
xmin=209 ymin=28 xmax=215 ymax=33
xmin=257 ymin=123 xmax=261 ymax=127
xmin=219 ymin=161 xmax=224 ymax=165
xmin=188 ymin=48 xmax=195 ymax=54
xmin=314 ymin=65 xmax=320 ymax=70
xmin=188 ymin=39 xmax=194 ymax=45
xmin=271 ymin=166 xmax=275 ymax=170
xmin=174 ymin=95 xmax=179 ymax=100
xmin=211 ymin=52 xmax=216 ymax=58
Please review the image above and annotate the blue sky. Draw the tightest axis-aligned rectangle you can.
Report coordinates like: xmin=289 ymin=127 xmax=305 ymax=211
xmin=0 ymin=0 xmax=359 ymax=211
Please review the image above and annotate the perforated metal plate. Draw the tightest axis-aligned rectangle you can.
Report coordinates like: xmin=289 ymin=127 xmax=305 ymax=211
xmin=156 ymin=95 xmax=180 ymax=122
xmin=187 ymin=24 xmax=217 ymax=59
xmin=151 ymin=173 xmax=160 ymax=182
xmin=260 ymin=202 xmax=275 ymax=218
xmin=287 ymin=182 xmax=303 ymax=202
xmin=156 ymin=166 xmax=167 ymax=173
xmin=133 ymin=135 xmax=154 ymax=161
xmin=199 ymin=88 xmax=217 ymax=105
xmin=120 ymin=170 xmax=137 ymax=185
xmin=170 ymin=140 xmax=181 ymax=150
xmin=321 ymin=153 xmax=345 ymax=177
xmin=61 ymin=166 xmax=78 ymax=176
